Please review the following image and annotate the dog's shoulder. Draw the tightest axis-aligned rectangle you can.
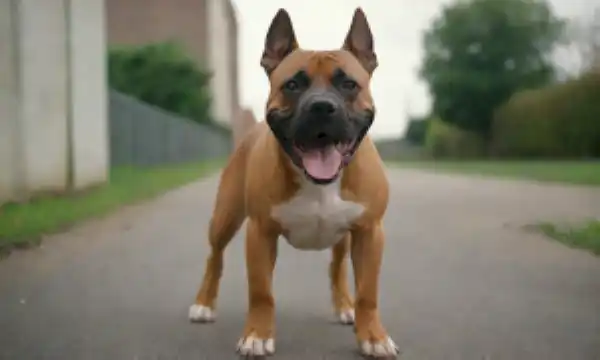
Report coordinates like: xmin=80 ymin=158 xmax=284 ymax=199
xmin=243 ymin=122 xmax=299 ymax=222
xmin=341 ymin=136 xmax=389 ymax=224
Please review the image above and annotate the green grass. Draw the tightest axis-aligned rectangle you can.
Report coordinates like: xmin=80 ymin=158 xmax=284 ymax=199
xmin=0 ymin=161 xmax=222 ymax=254
xmin=537 ymin=220 xmax=600 ymax=255
xmin=391 ymin=160 xmax=600 ymax=186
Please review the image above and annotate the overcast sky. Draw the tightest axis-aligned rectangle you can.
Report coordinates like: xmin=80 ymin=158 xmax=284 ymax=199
xmin=231 ymin=0 xmax=599 ymax=139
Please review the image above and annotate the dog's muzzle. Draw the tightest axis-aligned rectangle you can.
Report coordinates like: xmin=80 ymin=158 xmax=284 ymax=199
xmin=266 ymin=90 xmax=373 ymax=186
xmin=291 ymin=93 xmax=358 ymax=184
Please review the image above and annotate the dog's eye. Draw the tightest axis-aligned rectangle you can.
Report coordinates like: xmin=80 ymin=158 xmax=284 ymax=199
xmin=341 ymin=80 xmax=358 ymax=92
xmin=283 ymin=80 xmax=300 ymax=92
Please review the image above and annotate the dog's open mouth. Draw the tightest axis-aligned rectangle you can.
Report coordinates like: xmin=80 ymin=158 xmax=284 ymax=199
xmin=294 ymin=139 xmax=356 ymax=184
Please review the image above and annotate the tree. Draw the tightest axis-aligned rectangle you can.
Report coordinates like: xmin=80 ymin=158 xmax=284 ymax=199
xmin=419 ymin=0 xmax=565 ymax=139
xmin=108 ymin=42 xmax=213 ymax=124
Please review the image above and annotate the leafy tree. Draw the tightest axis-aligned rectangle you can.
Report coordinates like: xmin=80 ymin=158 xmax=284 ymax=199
xmin=419 ymin=0 xmax=565 ymax=139
xmin=108 ymin=42 xmax=213 ymax=124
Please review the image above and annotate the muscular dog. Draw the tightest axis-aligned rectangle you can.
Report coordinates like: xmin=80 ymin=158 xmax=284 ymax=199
xmin=189 ymin=7 xmax=398 ymax=358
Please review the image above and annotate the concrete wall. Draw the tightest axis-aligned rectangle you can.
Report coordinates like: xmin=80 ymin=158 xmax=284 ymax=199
xmin=226 ymin=1 xmax=240 ymax=128
xmin=67 ymin=0 xmax=109 ymax=190
xmin=0 ymin=0 xmax=21 ymax=202
xmin=15 ymin=0 xmax=70 ymax=197
xmin=0 ymin=0 xmax=108 ymax=205
xmin=207 ymin=0 xmax=233 ymax=126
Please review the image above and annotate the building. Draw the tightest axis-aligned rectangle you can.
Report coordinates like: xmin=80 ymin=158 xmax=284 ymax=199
xmin=105 ymin=0 xmax=240 ymax=128
xmin=1 ymin=0 xmax=108 ymax=205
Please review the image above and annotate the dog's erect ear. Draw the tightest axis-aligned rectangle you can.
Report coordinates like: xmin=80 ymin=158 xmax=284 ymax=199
xmin=261 ymin=9 xmax=298 ymax=75
xmin=342 ymin=8 xmax=377 ymax=74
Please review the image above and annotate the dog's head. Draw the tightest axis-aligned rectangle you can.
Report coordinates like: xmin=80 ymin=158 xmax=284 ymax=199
xmin=262 ymin=8 xmax=378 ymax=185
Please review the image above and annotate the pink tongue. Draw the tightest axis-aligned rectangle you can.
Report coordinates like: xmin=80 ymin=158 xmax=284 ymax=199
xmin=300 ymin=145 xmax=343 ymax=180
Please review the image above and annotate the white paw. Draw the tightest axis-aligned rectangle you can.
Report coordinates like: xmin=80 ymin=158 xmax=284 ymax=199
xmin=337 ymin=308 xmax=355 ymax=325
xmin=236 ymin=334 xmax=275 ymax=357
xmin=360 ymin=337 xmax=400 ymax=358
xmin=188 ymin=304 xmax=216 ymax=323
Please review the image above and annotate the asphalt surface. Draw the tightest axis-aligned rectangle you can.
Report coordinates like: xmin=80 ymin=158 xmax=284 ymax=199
xmin=1 ymin=168 xmax=600 ymax=360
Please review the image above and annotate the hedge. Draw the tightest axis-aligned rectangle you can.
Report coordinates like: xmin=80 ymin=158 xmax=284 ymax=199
xmin=424 ymin=118 xmax=486 ymax=159
xmin=492 ymin=71 xmax=600 ymax=158
xmin=108 ymin=42 xmax=213 ymax=124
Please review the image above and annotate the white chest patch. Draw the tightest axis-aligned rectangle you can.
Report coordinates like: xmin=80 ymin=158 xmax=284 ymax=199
xmin=270 ymin=177 xmax=365 ymax=251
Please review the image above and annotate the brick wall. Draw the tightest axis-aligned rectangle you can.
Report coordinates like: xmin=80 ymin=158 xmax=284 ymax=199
xmin=105 ymin=0 xmax=209 ymax=66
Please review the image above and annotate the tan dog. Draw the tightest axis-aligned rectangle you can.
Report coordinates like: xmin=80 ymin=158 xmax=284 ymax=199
xmin=189 ymin=7 xmax=398 ymax=358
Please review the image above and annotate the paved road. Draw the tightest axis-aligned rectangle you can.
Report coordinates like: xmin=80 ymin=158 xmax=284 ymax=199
xmin=1 ymin=168 xmax=600 ymax=360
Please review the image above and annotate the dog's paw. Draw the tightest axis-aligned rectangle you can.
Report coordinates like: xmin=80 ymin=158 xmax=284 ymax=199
xmin=337 ymin=308 xmax=355 ymax=325
xmin=236 ymin=333 xmax=275 ymax=357
xmin=360 ymin=336 xmax=400 ymax=358
xmin=188 ymin=304 xmax=216 ymax=323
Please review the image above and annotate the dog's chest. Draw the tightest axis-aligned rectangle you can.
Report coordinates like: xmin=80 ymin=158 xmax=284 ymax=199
xmin=271 ymin=180 xmax=365 ymax=251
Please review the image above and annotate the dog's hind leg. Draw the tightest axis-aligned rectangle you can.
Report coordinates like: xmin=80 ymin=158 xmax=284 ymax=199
xmin=189 ymin=150 xmax=247 ymax=323
xmin=330 ymin=233 xmax=355 ymax=325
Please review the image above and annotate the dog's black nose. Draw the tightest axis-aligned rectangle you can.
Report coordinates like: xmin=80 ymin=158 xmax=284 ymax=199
xmin=308 ymin=99 xmax=338 ymax=116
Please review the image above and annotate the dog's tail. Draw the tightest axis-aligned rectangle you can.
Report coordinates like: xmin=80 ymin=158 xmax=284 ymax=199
xmin=233 ymin=108 xmax=259 ymax=147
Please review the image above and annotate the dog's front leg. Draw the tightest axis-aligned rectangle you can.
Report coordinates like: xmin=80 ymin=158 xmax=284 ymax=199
xmin=330 ymin=233 xmax=355 ymax=325
xmin=351 ymin=223 xmax=400 ymax=358
xmin=236 ymin=218 xmax=279 ymax=357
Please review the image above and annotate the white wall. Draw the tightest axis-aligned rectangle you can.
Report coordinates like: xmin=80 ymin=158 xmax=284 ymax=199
xmin=0 ymin=0 xmax=108 ymax=205
xmin=68 ymin=0 xmax=109 ymax=189
xmin=0 ymin=0 xmax=21 ymax=202
xmin=208 ymin=0 xmax=234 ymax=127
xmin=19 ymin=0 xmax=70 ymax=194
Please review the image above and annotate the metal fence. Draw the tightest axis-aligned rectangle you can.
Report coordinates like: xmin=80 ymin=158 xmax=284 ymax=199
xmin=109 ymin=91 xmax=232 ymax=167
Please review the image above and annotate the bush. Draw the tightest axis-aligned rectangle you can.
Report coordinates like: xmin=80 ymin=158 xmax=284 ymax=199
xmin=108 ymin=42 xmax=213 ymax=124
xmin=492 ymin=71 xmax=600 ymax=158
xmin=425 ymin=118 xmax=486 ymax=159
xmin=404 ymin=116 xmax=430 ymax=145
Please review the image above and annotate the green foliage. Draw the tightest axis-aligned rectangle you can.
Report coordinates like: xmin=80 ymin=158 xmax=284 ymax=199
xmin=538 ymin=220 xmax=600 ymax=255
xmin=420 ymin=0 xmax=566 ymax=138
xmin=492 ymin=71 xmax=600 ymax=158
xmin=108 ymin=42 xmax=213 ymax=124
xmin=404 ymin=116 xmax=431 ymax=145
xmin=0 ymin=161 xmax=222 ymax=254
xmin=425 ymin=118 xmax=486 ymax=158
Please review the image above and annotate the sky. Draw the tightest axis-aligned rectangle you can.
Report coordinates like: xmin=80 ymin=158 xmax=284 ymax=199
xmin=231 ymin=0 xmax=599 ymax=140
